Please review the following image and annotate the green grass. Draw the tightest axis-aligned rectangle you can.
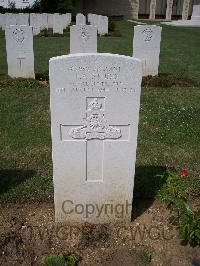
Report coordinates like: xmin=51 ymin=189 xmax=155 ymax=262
xmin=0 ymin=21 xmax=200 ymax=202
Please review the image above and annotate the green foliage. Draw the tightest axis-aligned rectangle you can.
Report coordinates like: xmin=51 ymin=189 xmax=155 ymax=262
xmin=158 ymin=169 xmax=200 ymax=246
xmin=139 ymin=249 xmax=152 ymax=264
xmin=0 ymin=0 xmax=75 ymax=13
xmin=42 ymin=253 xmax=80 ymax=266
xmin=179 ymin=204 xmax=200 ymax=246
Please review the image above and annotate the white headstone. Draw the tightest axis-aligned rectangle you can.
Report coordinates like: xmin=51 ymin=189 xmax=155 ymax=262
xmin=48 ymin=14 xmax=54 ymax=28
xmin=53 ymin=14 xmax=63 ymax=34
xmin=49 ymin=53 xmax=142 ymax=223
xmin=5 ymin=25 xmax=35 ymax=78
xmin=98 ymin=15 xmax=108 ymax=35
xmin=191 ymin=5 xmax=200 ymax=21
xmin=88 ymin=14 xmax=98 ymax=28
xmin=16 ymin=13 xmax=29 ymax=26
xmin=133 ymin=25 xmax=162 ymax=76
xmin=30 ymin=13 xmax=41 ymax=35
xmin=41 ymin=13 xmax=48 ymax=30
xmin=6 ymin=13 xmax=17 ymax=27
xmin=76 ymin=13 xmax=86 ymax=25
xmin=70 ymin=25 xmax=97 ymax=54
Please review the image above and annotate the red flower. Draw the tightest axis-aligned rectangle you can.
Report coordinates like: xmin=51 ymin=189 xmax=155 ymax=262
xmin=181 ymin=169 xmax=187 ymax=177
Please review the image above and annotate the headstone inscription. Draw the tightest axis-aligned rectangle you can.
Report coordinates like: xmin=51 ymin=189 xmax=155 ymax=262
xmin=70 ymin=25 xmax=97 ymax=53
xmin=133 ymin=25 xmax=162 ymax=76
xmin=5 ymin=25 xmax=35 ymax=78
xmin=49 ymin=53 xmax=142 ymax=223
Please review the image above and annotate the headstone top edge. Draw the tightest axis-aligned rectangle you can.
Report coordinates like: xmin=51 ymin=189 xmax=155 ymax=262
xmin=49 ymin=53 xmax=142 ymax=64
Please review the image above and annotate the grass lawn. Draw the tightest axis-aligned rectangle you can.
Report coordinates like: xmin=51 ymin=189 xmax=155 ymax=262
xmin=0 ymin=21 xmax=200 ymax=203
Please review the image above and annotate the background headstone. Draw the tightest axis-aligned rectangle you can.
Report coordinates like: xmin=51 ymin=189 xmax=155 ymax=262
xmin=97 ymin=15 xmax=108 ymax=35
xmin=70 ymin=25 xmax=97 ymax=53
xmin=6 ymin=13 xmax=17 ymax=27
xmin=48 ymin=14 xmax=54 ymax=28
xmin=49 ymin=53 xmax=142 ymax=223
xmin=30 ymin=13 xmax=41 ymax=35
xmin=133 ymin=25 xmax=162 ymax=76
xmin=76 ymin=13 xmax=86 ymax=25
xmin=53 ymin=13 xmax=63 ymax=34
xmin=5 ymin=25 xmax=35 ymax=78
xmin=41 ymin=13 xmax=48 ymax=30
xmin=191 ymin=5 xmax=200 ymax=20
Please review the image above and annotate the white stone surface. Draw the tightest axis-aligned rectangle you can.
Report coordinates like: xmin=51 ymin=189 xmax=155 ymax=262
xmin=166 ymin=0 xmax=173 ymax=20
xmin=49 ymin=53 xmax=142 ymax=223
xmin=98 ymin=15 xmax=108 ymax=35
xmin=149 ymin=0 xmax=157 ymax=20
xmin=48 ymin=14 xmax=54 ymax=28
xmin=133 ymin=25 xmax=162 ymax=76
xmin=161 ymin=20 xmax=200 ymax=27
xmin=70 ymin=25 xmax=97 ymax=54
xmin=5 ymin=25 xmax=35 ymax=78
xmin=88 ymin=14 xmax=98 ymax=28
xmin=53 ymin=14 xmax=63 ymax=34
xmin=16 ymin=13 xmax=29 ymax=26
xmin=6 ymin=13 xmax=17 ymax=27
xmin=76 ymin=13 xmax=86 ymax=25
xmin=62 ymin=13 xmax=71 ymax=28
xmin=30 ymin=13 xmax=41 ymax=35
xmin=41 ymin=13 xmax=48 ymax=30
xmin=191 ymin=5 xmax=200 ymax=21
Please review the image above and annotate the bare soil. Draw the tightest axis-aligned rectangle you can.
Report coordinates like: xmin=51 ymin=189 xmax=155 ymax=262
xmin=0 ymin=200 xmax=199 ymax=266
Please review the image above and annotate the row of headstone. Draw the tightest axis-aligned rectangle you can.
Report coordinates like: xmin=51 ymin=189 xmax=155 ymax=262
xmin=76 ymin=13 xmax=108 ymax=36
xmin=4 ymin=23 xmax=161 ymax=79
xmin=70 ymin=23 xmax=161 ymax=77
xmin=0 ymin=13 xmax=72 ymax=35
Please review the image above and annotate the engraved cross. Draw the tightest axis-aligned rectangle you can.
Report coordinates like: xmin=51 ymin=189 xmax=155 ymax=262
xmin=60 ymin=97 xmax=130 ymax=182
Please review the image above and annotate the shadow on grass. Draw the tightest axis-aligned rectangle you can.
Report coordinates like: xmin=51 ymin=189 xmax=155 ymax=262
xmin=131 ymin=165 xmax=166 ymax=220
xmin=0 ymin=169 xmax=36 ymax=194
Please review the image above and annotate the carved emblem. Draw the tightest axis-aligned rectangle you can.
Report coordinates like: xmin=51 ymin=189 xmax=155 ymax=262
xmin=80 ymin=26 xmax=90 ymax=43
xmin=142 ymin=28 xmax=153 ymax=42
xmin=12 ymin=28 xmax=25 ymax=44
xmin=70 ymin=98 xmax=122 ymax=140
